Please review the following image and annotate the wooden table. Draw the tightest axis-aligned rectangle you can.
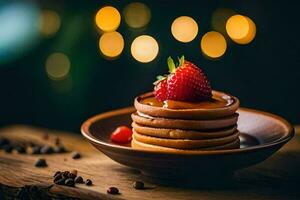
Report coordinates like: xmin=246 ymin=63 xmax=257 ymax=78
xmin=0 ymin=125 xmax=300 ymax=200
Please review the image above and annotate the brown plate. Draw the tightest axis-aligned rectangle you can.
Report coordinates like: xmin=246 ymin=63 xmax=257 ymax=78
xmin=81 ymin=107 xmax=294 ymax=180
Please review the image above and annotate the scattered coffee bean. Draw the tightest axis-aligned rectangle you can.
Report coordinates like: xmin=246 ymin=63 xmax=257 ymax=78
xmin=85 ymin=179 xmax=92 ymax=186
xmin=0 ymin=138 xmax=9 ymax=147
xmin=15 ymin=146 xmax=26 ymax=154
xmin=74 ymin=176 xmax=83 ymax=183
xmin=54 ymin=174 xmax=63 ymax=183
xmin=70 ymin=169 xmax=77 ymax=176
xmin=68 ymin=173 xmax=76 ymax=180
xmin=65 ymin=178 xmax=75 ymax=187
xmin=40 ymin=145 xmax=54 ymax=154
xmin=35 ymin=158 xmax=47 ymax=167
xmin=31 ymin=146 xmax=41 ymax=154
xmin=133 ymin=181 xmax=144 ymax=189
xmin=62 ymin=171 xmax=70 ymax=179
xmin=71 ymin=151 xmax=81 ymax=159
xmin=53 ymin=171 xmax=61 ymax=177
xmin=52 ymin=170 xmax=91 ymax=187
xmin=107 ymin=187 xmax=119 ymax=195
xmin=3 ymin=145 xmax=13 ymax=153
xmin=54 ymin=178 xmax=65 ymax=185
xmin=54 ymin=146 xmax=66 ymax=153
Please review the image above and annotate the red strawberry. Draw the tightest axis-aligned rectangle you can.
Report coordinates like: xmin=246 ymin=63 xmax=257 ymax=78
xmin=154 ymin=56 xmax=212 ymax=102
xmin=111 ymin=126 xmax=133 ymax=144
xmin=154 ymin=78 xmax=167 ymax=102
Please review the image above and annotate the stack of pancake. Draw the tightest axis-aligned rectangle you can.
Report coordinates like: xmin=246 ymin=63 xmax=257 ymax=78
xmin=131 ymin=91 xmax=240 ymax=153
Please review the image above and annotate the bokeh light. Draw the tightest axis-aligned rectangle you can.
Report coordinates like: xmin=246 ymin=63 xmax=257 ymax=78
xmin=123 ymin=2 xmax=151 ymax=28
xmin=131 ymin=35 xmax=159 ymax=63
xmin=171 ymin=16 xmax=198 ymax=43
xmin=211 ymin=8 xmax=236 ymax=36
xmin=201 ymin=31 xmax=227 ymax=59
xmin=39 ymin=10 xmax=61 ymax=37
xmin=95 ymin=6 xmax=121 ymax=32
xmin=45 ymin=53 xmax=71 ymax=80
xmin=99 ymin=31 xmax=124 ymax=58
xmin=226 ymin=15 xmax=256 ymax=44
xmin=0 ymin=1 xmax=39 ymax=65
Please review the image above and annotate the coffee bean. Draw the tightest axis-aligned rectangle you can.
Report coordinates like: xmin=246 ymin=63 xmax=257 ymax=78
xmin=53 ymin=171 xmax=61 ymax=177
xmin=3 ymin=145 xmax=13 ymax=153
xmin=74 ymin=176 xmax=83 ymax=183
xmin=65 ymin=178 xmax=75 ymax=187
xmin=0 ymin=138 xmax=9 ymax=147
xmin=15 ymin=146 xmax=26 ymax=154
xmin=40 ymin=145 xmax=54 ymax=154
xmin=62 ymin=171 xmax=70 ymax=179
xmin=85 ymin=179 xmax=92 ymax=186
xmin=71 ymin=151 xmax=81 ymax=159
xmin=133 ymin=181 xmax=144 ymax=189
xmin=35 ymin=158 xmax=47 ymax=167
xmin=54 ymin=146 xmax=66 ymax=153
xmin=70 ymin=169 xmax=77 ymax=176
xmin=107 ymin=187 xmax=119 ymax=194
xmin=54 ymin=178 xmax=65 ymax=185
xmin=68 ymin=173 xmax=76 ymax=180
xmin=54 ymin=174 xmax=63 ymax=183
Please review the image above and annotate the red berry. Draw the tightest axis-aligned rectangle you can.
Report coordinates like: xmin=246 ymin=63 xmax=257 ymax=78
xmin=154 ymin=79 xmax=167 ymax=101
xmin=154 ymin=57 xmax=212 ymax=102
xmin=167 ymin=61 xmax=212 ymax=102
xmin=111 ymin=126 xmax=133 ymax=144
xmin=107 ymin=187 xmax=119 ymax=194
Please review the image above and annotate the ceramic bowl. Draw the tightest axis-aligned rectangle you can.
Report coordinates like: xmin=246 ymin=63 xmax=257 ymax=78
xmin=81 ymin=107 xmax=294 ymax=180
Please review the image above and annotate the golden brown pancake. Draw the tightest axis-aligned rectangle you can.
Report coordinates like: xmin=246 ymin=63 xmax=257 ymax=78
xmin=132 ymin=130 xmax=240 ymax=149
xmin=132 ymin=122 xmax=237 ymax=139
xmin=134 ymin=91 xmax=240 ymax=120
xmin=131 ymin=137 xmax=240 ymax=153
xmin=131 ymin=112 xmax=239 ymax=130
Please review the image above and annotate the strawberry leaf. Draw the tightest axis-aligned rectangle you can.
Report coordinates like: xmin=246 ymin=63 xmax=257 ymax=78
xmin=167 ymin=57 xmax=176 ymax=73
xmin=178 ymin=55 xmax=185 ymax=66
xmin=153 ymin=75 xmax=167 ymax=85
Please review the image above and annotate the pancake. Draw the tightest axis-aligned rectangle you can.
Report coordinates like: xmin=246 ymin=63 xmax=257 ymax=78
xmin=132 ymin=122 xmax=237 ymax=139
xmin=131 ymin=112 xmax=239 ymax=130
xmin=132 ymin=130 xmax=240 ymax=149
xmin=131 ymin=137 xmax=240 ymax=153
xmin=134 ymin=91 xmax=240 ymax=120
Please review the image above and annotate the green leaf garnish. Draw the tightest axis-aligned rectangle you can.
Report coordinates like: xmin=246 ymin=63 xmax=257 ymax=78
xmin=153 ymin=56 xmax=185 ymax=85
xmin=167 ymin=57 xmax=176 ymax=73
xmin=178 ymin=55 xmax=185 ymax=66
xmin=153 ymin=75 xmax=167 ymax=85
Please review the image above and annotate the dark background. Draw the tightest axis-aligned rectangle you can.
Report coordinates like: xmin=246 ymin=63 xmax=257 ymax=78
xmin=0 ymin=0 xmax=299 ymax=133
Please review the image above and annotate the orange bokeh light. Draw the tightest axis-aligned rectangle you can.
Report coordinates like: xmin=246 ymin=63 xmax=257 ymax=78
xmin=95 ymin=6 xmax=121 ymax=32
xmin=226 ymin=15 xmax=256 ymax=44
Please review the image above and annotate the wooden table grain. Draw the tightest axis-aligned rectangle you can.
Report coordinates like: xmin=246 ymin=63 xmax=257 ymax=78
xmin=0 ymin=125 xmax=300 ymax=200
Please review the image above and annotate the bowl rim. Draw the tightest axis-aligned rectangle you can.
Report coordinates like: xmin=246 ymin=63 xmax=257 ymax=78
xmin=81 ymin=107 xmax=294 ymax=156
